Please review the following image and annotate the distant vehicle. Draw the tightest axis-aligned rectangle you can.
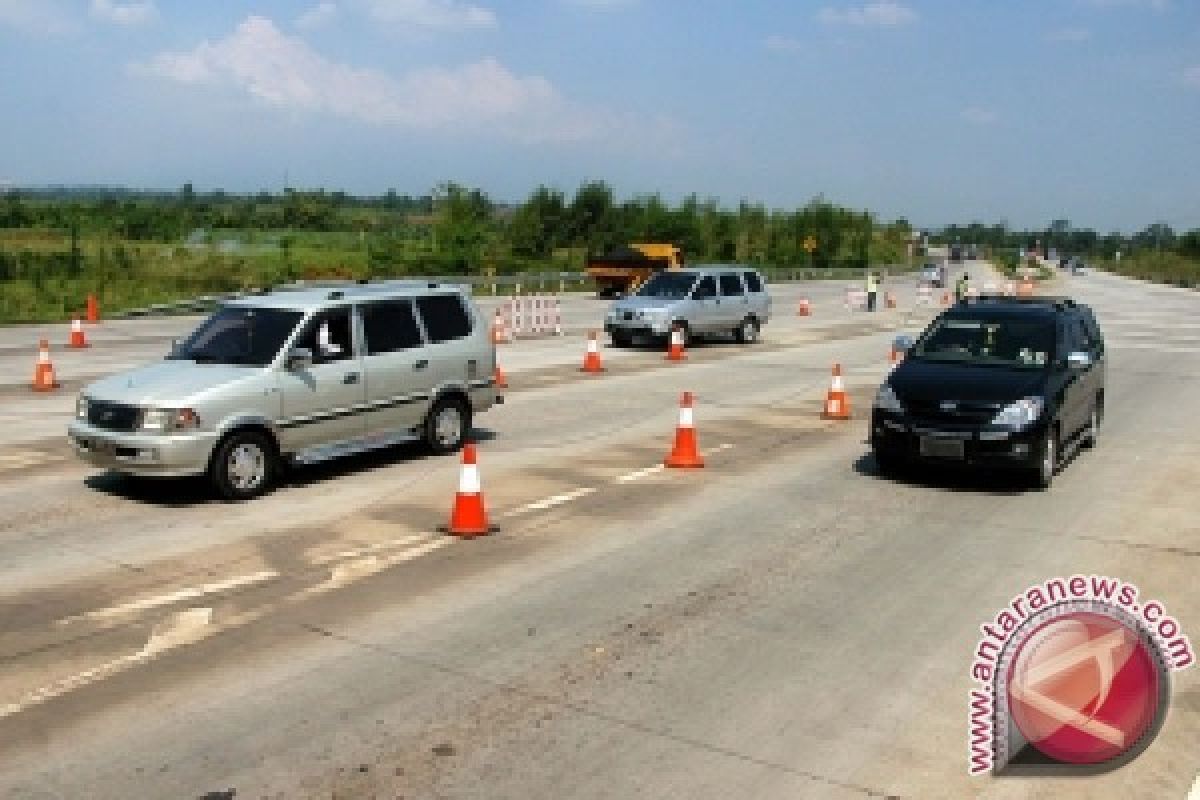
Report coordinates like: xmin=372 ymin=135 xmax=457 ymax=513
xmin=949 ymin=244 xmax=964 ymax=263
xmin=920 ymin=263 xmax=945 ymax=288
xmin=69 ymin=283 xmax=500 ymax=500
xmin=870 ymin=295 xmax=1105 ymax=489
xmin=586 ymin=243 xmax=683 ymax=298
xmin=604 ymin=265 xmax=771 ymax=347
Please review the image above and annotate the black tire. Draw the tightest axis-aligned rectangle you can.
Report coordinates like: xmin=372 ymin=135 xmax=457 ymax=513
xmin=210 ymin=430 xmax=276 ymax=502
xmin=733 ymin=316 xmax=760 ymax=345
xmin=873 ymin=448 xmax=904 ymax=477
xmin=1031 ymin=426 xmax=1057 ymax=490
xmin=1082 ymin=400 xmax=1102 ymax=449
xmin=423 ymin=395 xmax=471 ymax=455
xmin=610 ymin=332 xmax=633 ymax=348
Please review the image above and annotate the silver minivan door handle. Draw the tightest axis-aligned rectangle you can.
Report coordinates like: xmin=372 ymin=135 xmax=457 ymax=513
xmin=343 ymin=372 xmax=360 ymax=385
xmin=414 ymin=359 xmax=429 ymax=370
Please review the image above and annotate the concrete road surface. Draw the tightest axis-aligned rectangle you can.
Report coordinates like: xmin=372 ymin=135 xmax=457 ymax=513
xmin=0 ymin=267 xmax=1197 ymax=799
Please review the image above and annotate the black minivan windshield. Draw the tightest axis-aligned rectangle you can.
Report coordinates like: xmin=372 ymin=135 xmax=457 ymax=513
xmin=911 ymin=315 xmax=1056 ymax=369
xmin=170 ymin=306 xmax=304 ymax=367
xmin=637 ymin=271 xmax=696 ymax=299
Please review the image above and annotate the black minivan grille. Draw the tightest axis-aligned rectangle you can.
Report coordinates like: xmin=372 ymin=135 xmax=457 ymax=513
xmin=905 ymin=399 xmax=998 ymax=425
xmin=88 ymin=400 xmax=141 ymax=432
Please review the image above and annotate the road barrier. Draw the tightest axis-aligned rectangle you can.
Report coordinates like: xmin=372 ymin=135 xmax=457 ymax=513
xmin=32 ymin=340 xmax=59 ymax=392
xmin=821 ymin=364 xmax=850 ymax=420
xmin=580 ymin=331 xmax=605 ymax=374
xmin=68 ymin=318 xmax=89 ymax=349
xmin=444 ymin=443 xmax=492 ymax=538
xmin=666 ymin=326 xmax=687 ymax=362
xmin=665 ymin=392 xmax=704 ymax=469
xmin=501 ymin=294 xmax=564 ymax=340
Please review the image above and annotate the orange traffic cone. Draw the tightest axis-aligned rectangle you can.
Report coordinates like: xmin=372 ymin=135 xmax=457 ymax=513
xmin=821 ymin=363 xmax=851 ymax=420
xmin=85 ymin=294 xmax=100 ymax=324
xmin=493 ymin=363 xmax=508 ymax=389
xmin=491 ymin=308 xmax=509 ymax=345
xmin=664 ymin=391 xmax=704 ymax=469
xmin=1018 ymin=278 xmax=1034 ymax=297
xmin=445 ymin=443 xmax=492 ymax=538
xmin=32 ymin=339 xmax=59 ymax=392
xmin=68 ymin=317 xmax=89 ymax=348
xmin=888 ymin=345 xmax=902 ymax=372
xmin=665 ymin=325 xmax=687 ymax=361
xmin=581 ymin=330 xmax=605 ymax=373
xmin=797 ymin=297 xmax=812 ymax=316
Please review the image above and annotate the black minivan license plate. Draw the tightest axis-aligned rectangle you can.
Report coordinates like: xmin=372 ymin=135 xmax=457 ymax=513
xmin=919 ymin=436 xmax=965 ymax=459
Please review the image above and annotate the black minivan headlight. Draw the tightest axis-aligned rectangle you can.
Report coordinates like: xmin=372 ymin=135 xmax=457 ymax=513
xmin=873 ymin=384 xmax=904 ymax=413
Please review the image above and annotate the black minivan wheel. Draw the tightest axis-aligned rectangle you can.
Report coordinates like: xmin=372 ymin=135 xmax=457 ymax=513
xmin=1032 ymin=427 xmax=1057 ymax=490
xmin=210 ymin=430 xmax=276 ymax=502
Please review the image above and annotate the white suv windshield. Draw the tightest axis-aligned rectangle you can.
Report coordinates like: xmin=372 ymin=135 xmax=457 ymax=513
xmin=171 ymin=307 xmax=304 ymax=367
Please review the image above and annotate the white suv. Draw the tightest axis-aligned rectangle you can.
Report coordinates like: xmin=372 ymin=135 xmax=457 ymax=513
xmin=68 ymin=282 xmax=500 ymax=500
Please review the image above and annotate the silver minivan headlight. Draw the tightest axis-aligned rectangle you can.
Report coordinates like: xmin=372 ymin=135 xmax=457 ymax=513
xmin=991 ymin=396 xmax=1044 ymax=428
xmin=139 ymin=408 xmax=201 ymax=433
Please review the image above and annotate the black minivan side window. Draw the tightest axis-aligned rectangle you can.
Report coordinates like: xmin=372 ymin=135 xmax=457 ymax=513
xmin=743 ymin=271 xmax=763 ymax=293
xmin=361 ymin=300 xmax=423 ymax=355
xmin=719 ymin=273 xmax=744 ymax=296
xmin=693 ymin=276 xmax=717 ymax=299
xmin=415 ymin=294 xmax=473 ymax=344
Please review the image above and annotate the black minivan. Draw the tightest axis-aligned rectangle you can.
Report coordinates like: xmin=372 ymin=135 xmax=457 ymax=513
xmin=870 ymin=296 xmax=1105 ymax=488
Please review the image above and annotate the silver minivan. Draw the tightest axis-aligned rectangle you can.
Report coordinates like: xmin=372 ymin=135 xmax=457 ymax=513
xmin=68 ymin=282 xmax=499 ymax=500
xmin=603 ymin=265 xmax=771 ymax=347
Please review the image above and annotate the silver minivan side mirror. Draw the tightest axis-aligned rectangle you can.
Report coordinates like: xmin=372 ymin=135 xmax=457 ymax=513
xmin=286 ymin=347 xmax=314 ymax=371
xmin=1066 ymin=351 xmax=1091 ymax=370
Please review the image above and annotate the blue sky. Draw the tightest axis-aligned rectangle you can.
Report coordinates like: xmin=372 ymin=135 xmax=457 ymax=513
xmin=1 ymin=0 xmax=1197 ymax=232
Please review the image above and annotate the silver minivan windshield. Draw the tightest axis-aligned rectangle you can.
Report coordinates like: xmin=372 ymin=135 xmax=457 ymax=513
xmin=170 ymin=306 xmax=304 ymax=367
xmin=637 ymin=271 xmax=696 ymax=299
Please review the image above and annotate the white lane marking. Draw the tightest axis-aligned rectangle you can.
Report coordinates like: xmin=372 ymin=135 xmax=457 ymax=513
xmin=4 ymin=536 xmax=451 ymax=721
xmin=1 ymin=608 xmax=213 ymax=720
xmin=56 ymin=570 xmax=279 ymax=626
xmin=311 ymin=533 xmax=433 ymax=565
xmin=615 ymin=443 xmax=734 ymax=484
xmin=498 ymin=487 xmax=597 ymax=519
xmin=616 ymin=464 xmax=664 ymax=484
xmin=1188 ymin=772 xmax=1200 ymax=800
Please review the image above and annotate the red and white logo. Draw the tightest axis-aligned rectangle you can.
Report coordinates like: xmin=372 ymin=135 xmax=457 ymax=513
xmin=968 ymin=576 xmax=1193 ymax=777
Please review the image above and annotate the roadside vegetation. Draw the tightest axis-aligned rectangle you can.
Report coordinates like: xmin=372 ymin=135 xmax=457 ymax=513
xmin=0 ymin=183 xmax=914 ymax=323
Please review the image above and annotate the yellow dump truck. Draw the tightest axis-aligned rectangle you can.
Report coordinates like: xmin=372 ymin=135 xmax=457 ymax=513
xmin=585 ymin=243 xmax=683 ymax=297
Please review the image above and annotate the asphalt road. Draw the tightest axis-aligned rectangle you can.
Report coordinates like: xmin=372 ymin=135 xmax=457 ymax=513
xmin=0 ymin=267 xmax=1197 ymax=799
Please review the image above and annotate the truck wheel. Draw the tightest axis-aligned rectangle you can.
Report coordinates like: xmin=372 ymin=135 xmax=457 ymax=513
xmin=424 ymin=395 xmax=471 ymax=455
xmin=210 ymin=430 xmax=276 ymax=502
xmin=734 ymin=317 xmax=760 ymax=344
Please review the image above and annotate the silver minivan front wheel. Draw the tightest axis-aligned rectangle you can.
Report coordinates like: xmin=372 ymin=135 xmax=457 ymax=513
xmin=211 ymin=430 xmax=275 ymax=501
xmin=734 ymin=317 xmax=760 ymax=344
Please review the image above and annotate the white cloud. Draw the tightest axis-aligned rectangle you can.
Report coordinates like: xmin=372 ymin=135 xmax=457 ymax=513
xmin=764 ymin=35 xmax=804 ymax=53
xmin=818 ymin=1 xmax=916 ymax=26
xmin=90 ymin=0 xmax=156 ymax=26
xmin=131 ymin=15 xmax=661 ymax=146
xmin=961 ymin=107 xmax=998 ymax=126
xmin=1184 ymin=65 xmax=1200 ymax=89
xmin=1046 ymin=27 xmax=1091 ymax=43
xmin=296 ymin=2 xmax=339 ymax=30
xmin=358 ymin=0 xmax=495 ymax=30
xmin=0 ymin=0 xmax=76 ymax=35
